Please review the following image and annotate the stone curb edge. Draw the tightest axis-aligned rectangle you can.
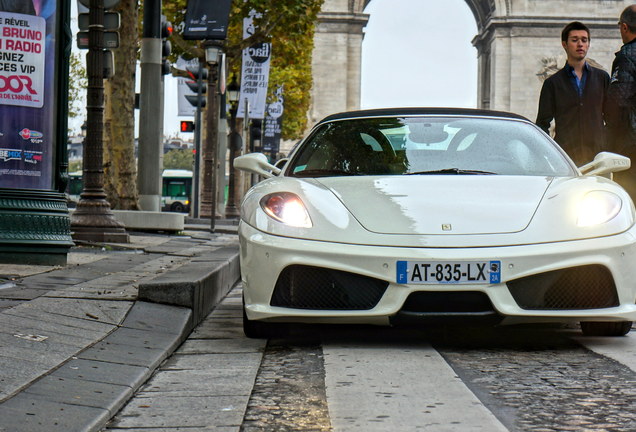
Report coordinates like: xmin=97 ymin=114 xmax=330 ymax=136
xmin=0 ymin=249 xmax=241 ymax=432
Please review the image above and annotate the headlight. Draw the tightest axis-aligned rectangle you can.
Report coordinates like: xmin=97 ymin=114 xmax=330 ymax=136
xmin=577 ymin=190 xmax=622 ymax=227
xmin=260 ymin=192 xmax=312 ymax=228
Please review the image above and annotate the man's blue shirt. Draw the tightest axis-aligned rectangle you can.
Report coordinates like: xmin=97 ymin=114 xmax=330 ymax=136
xmin=564 ymin=62 xmax=589 ymax=98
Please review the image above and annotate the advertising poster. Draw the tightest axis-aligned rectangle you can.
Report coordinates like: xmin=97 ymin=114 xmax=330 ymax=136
xmin=236 ymin=10 xmax=271 ymax=120
xmin=0 ymin=0 xmax=56 ymax=190
xmin=263 ymin=86 xmax=283 ymax=154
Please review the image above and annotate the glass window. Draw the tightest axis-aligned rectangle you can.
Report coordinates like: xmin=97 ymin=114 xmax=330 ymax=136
xmin=288 ymin=116 xmax=575 ymax=177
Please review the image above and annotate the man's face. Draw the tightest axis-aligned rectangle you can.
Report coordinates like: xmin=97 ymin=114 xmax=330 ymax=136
xmin=562 ymin=30 xmax=589 ymax=61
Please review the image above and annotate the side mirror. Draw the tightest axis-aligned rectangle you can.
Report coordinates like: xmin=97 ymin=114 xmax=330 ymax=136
xmin=234 ymin=153 xmax=281 ymax=179
xmin=274 ymin=158 xmax=289 ymax=170
xmin=579 ymin=152 xmax=631 ymax=176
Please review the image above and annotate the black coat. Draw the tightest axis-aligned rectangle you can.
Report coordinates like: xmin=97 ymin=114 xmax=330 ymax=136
xmin=536 ymin=64 xmax=609 ymax=165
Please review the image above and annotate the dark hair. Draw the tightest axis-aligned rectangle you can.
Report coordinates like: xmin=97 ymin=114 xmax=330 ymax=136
xmin=620 ymin=5 xmax=636 ymax=33
xmin=561 ymin=21 xmax=590 ymax=42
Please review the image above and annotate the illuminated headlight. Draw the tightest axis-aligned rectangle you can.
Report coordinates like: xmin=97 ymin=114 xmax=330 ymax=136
xmin=260 ymin=192 xmax=312 ymax=228
xmin=577 ymin=191 xmax=622 ymax=227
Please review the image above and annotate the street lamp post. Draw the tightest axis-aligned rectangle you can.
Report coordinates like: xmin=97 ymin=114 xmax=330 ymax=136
xmin=70 ymin=0 xmax=128 ymax=243
xmin=203 ymin=42 xmax=222 ymax=232
xmin=225 ymin=79 xmax=241 ymax=218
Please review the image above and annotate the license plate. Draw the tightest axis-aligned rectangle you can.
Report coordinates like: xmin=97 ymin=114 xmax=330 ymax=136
xmin=396 ymin=260 xmax=501 ymax=285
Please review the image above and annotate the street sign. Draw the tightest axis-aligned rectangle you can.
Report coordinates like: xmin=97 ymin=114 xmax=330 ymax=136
xmin=77 ymin=31 xmax=120 ymax=49
xmin=78 ymin=12 xmax=121 ymax=31
xmin=103 ymin=50 xmax=115 ymax=79
xmin=183 ymin=0 xmax=232 ymax=40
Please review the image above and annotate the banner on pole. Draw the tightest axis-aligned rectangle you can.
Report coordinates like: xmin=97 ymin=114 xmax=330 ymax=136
xmin=236 ymin=11 xmax=270 ymax=120
xmin=263 ymin=86 xmax=283 ymax=155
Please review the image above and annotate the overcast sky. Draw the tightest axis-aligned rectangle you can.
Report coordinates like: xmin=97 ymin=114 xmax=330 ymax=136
xmin=361 ymin=0 xmax=478 ymax=109
xmin=70 ymin=0 xmax=479 ymax=137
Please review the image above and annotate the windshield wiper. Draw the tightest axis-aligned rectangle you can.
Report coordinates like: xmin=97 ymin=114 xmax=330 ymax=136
xmin=293 ymin=169 xmax=360 ymax=178
xmin=406 ymin=168 xmax=496 ymax=175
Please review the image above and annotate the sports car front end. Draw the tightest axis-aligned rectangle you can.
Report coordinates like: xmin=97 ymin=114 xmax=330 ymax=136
xmin=236 ymin=108 xmax=636 ymax=337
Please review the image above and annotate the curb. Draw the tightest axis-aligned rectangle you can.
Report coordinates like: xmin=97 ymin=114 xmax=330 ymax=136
xmin=0 ymin=246 xmax=241 ymax=432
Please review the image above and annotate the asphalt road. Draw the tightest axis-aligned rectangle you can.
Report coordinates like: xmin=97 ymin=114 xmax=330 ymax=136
xmin=104 ymin=284 xmax=636 ymax=431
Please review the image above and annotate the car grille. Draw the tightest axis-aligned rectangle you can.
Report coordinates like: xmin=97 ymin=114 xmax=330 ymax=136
xmin=507 ymin=265 xmax=619 ymax=310
xmin=270 ymin=265 xmax=389 ymax=310
xmin=400 ymin=291 xmax=496 ymax=313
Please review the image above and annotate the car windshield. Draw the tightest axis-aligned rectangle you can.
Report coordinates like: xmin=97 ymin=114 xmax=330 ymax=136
xmin=288 ymin=116 xmax=576 ymax=177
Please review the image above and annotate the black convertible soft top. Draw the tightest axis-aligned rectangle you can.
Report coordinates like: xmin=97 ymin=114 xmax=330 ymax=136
xmin=317 ymin=107 xmax=530 ymax=126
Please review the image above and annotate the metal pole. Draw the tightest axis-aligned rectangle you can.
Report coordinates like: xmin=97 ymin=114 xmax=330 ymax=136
xmin=137 ymin=0 xmax=163 ymax=211
xmin=207 ymin=65 xmax=219 ymax=232
xmin=224 ymin=103 xmax=241 ymax=218
xmin=191 ymin=67 xmax=203 ymax=219
xmin=71 ymin=0 xmax=128 ymax=243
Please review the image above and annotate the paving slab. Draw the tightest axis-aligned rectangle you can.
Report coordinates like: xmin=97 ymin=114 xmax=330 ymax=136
xmin=121 ymin=301 xmax=192 ymax=334
xmin=19 ymin=297 xmax=132 ymax=325
xmin=22 ymin=375 xmax=133 ymax=413
xmin=105 ymin=394 xmax=247 ymax=429
xmin=178 ymin=338 xmax=265 ymax=354
xmin=0 ymin=311 xmax=113 ymax=345
xmin=55 ymin=358 xmax=151 ymax=387
xmin=79 ymin=339 xmax=175 ymax=369
xmin=0 ymin=395 xmax=109 ymax=432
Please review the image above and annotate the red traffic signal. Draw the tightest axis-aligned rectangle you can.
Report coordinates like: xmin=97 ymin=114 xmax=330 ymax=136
xmin=161 ymin=20 xmax=173 ymax=38
xmin=180 ymin=121 xmax=195 ymax=132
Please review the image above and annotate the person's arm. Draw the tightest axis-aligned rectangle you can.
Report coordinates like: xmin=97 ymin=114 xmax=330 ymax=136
xmin=536 ymin=79 xmax=555 ymax=135
xmin=608 ymin=52 xmax=636 ymax=109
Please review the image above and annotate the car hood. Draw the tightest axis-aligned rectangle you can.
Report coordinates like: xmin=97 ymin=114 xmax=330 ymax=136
xmin=316 ymin=175 xmax=552 ymax=235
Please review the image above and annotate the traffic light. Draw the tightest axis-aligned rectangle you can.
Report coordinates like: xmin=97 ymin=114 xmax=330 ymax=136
xmin=184 ymin=65 xmax=208 ymax=108
xmin=76 ymin=0 xmax=121 ymax=79
xmin=161 ymin=17 xmax=173 ymax=75
xmin=180 ymin=121 xmax=195 ymax=132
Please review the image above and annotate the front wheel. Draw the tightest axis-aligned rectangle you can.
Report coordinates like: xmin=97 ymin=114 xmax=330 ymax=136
xmin=580 ymin=321 xmax=633 ymax=336
xmin=171 ymin=202 xmax=185 ymax=213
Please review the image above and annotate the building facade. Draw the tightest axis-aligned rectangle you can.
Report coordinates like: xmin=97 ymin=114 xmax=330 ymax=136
xmin=310 ymin=0 xmax=632 ymax=125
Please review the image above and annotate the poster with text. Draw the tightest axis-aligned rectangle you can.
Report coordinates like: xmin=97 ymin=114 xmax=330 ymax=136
xmin=263 ymin=86 xmax=283 ymax=154
xmin=0 ymin=0 xmax=56 ymax=190
xmin=236 ymin=11 xmax=270 ymax=120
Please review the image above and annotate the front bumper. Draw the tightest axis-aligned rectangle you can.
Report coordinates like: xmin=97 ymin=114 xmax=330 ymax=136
xmin=239 ymin=222 xmax=636 ymax=325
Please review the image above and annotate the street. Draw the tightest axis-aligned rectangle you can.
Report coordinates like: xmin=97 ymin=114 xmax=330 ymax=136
xmin=103 ymin=284 xmax=636 ymax=431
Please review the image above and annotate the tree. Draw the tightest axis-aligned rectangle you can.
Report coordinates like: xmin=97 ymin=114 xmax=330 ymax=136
xmin=100 ymin=0 xmax=324 ymax=210
xmin=164 ymin=0 xmax=324 ymax=140
xmin=164 ymin=148 xmax=194 ymax=170
xmin=68 ymin=52 xmax=87 ymax=122
xmin=103 ymin=0 xmax=139 ymax=210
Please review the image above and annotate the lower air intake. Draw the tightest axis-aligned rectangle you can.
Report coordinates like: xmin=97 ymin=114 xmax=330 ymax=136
xmin=270 ymin=265 xmax=388 ymax=310
xmin=507 ymin=265 xmax=619 ymax=310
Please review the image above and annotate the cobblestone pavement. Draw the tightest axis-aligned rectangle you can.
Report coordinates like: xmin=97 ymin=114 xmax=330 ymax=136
xmin=434 ymin=328 xmax=636 ymax=432
xmin=241 ymin=340 xmax=331 ymax=431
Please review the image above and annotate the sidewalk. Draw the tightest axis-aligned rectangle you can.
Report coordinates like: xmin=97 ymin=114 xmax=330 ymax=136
xmin=0 ymin=221 xmax=241 ymax=432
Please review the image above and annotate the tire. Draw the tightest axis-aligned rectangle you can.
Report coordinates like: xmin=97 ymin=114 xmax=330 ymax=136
xmin=580 ymin=321 xmax=633 ymax=336
xmin=171 ymin=202 xmax=185 ymax=213
xmin=242 ymin=298 xmax=287 ymax=339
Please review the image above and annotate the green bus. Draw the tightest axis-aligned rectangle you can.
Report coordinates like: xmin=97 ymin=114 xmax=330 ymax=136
xmin=67 ymin=169 xmax=192 ymax=213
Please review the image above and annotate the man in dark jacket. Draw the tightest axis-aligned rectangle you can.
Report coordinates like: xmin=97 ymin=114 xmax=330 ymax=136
xmin=536 ymin=21 xmax=609 ymax=166
xmin=606 ymin=5 xmax=636 ymax=201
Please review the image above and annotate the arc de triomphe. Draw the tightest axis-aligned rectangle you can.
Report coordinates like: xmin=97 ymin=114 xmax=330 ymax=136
xmin=310 ymin=0 xmax=632 ymax=126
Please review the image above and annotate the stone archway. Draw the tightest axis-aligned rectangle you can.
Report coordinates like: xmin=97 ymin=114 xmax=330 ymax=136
xmin=310 ymin=0 xmax=631 ymax=126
